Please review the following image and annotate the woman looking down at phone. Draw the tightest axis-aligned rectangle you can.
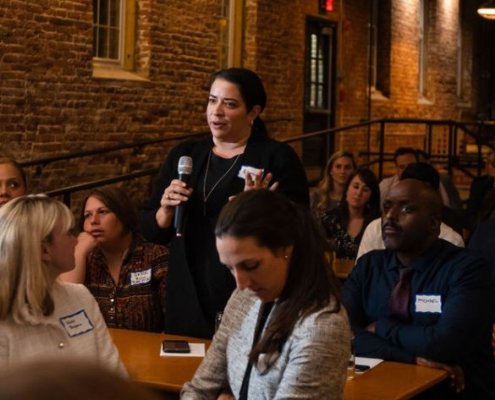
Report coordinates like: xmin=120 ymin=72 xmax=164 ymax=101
xmin=140 ymin=68 xmax=309 ymax=338
xmin=181 ymin=190 xmax=350 ymax=400
xmin=61 ymin=187 xmax=168 ymax=332
xmin=0 ymin=195 xmax=125 ymax=374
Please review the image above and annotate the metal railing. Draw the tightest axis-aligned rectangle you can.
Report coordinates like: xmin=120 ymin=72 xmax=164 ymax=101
xmin=18 ymin=118 xmax=494 ymax=206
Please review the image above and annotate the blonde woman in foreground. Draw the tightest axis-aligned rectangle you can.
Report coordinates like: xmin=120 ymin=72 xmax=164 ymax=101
xmin=0 ymin=195 xmax=125 ymax=375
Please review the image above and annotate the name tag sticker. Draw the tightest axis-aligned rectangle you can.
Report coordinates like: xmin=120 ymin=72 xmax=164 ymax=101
xmin=130 ymin=269 xmax=152 ymax=285
xmin=60 ymin=310 xmax=94 ymax=337
xmin=415 ymin=294 xmax=442 ymax=313
xmin=238 ymin=165 xmax=264 ymax=180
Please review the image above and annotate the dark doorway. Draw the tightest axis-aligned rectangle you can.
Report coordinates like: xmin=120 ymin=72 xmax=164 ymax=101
xmin=475 ymin=16 xmax=495 ymax=120
xmin=303 ymin=18 xmax=337 ymax=168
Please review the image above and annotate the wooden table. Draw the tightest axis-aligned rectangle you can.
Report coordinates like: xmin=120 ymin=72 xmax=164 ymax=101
xmin=109 ymin=328 xmax=208 ymax=394
xmin=110 ymin=328 xmax=448 ymax=400
xmin=345 ymin=361 xmax=448 ymax=400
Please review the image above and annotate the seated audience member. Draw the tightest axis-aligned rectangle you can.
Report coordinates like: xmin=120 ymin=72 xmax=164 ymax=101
xmin=466 ymin=151 xmax=495 ymax=228
xmin=321 ymin=168 xmax=380 ymax=260
xmin=310 ymin=151 xmax=356 ymax=219
xmin=0 ymin=195 xmax=125 ymax=374
xmin=61 ymin=187 xmax=168 ymax=332
xmin=416 ymin=150 xmax=463 ymax=212
xmin=381 ymin=148 xmax=452 ymax=209
xmin=0 ymin=360 xmax=158 ymax=400
xmin=356 ymin=162 xmax=464 ymax=260
xmin=0 ymin=156 xmax=27 ymax=207
xmin=344 ymin=180 xmax=495 ymax=398
xmin=182 ymin=190 xmax=350 ymax=399
xmin=379 ymin=147 xmax=418 ymax=204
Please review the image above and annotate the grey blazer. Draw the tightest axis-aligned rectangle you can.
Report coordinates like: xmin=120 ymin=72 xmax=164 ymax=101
xmin=181 ymin=289 xmax=351 ymax=399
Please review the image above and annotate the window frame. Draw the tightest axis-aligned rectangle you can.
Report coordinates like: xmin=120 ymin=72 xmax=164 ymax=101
xmin=219 ymin=0 xmax=244 ymax=68
xmin=306 ymin=28 xmax=331 ymax=111
xmin=418 ymin=0 xmax=428 ymax=98
xmin=92 ymin=0 xmax=137 ymax=77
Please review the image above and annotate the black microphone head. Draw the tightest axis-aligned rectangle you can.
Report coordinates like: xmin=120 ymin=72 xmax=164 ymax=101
xmin=178 ymin=156 xmax=193 ymax=175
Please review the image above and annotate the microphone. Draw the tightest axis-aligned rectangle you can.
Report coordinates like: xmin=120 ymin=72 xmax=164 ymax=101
xmin=174 ymin=156 xmax=193 ymax=237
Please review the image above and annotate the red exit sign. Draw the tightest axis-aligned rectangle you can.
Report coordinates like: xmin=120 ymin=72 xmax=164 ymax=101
xmin=319 ymin=0 xmax=334 ymax=12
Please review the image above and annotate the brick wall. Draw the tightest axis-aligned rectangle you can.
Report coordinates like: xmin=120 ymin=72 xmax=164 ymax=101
xmin=1 ymin=0 xmax=221 ymax=206
xmin=0 ymin=0 xmax=478 ymax=206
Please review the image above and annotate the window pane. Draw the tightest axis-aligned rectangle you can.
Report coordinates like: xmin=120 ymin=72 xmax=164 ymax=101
xmin=93 ymin=0 xmax=122 ymax=60
xmin=310 ymin=83 xmax=316 ymax=107
xmin=110 ymin=0 xmax=120 ymax=27
xmin=93 ymin=25 xmax=98 ymax=55
xmin=98 ymin=27 xmax=109 ymax=57
xmin=93 ymin=0 xmax=98 ymax=24
xmin=109 ymin=27 xmax=119 ymax=58
xmin=310 ymin=59 xmax=316 ymax=82
xmin=98 ymin=0 xmax=108 ymax=25
xmin=318 ymin=60 xmax=324 ymax=83
xmin=310 ymin=34 xmax=317 ymax=58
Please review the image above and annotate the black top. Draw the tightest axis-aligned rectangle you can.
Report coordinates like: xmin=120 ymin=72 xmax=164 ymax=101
xmin=321 ymin=208 xmax=365 ymax=260
xmin=238 ymin=302 xmax=274 ymax=400
xmin=140 ymin=134 xmax=309 ymax=338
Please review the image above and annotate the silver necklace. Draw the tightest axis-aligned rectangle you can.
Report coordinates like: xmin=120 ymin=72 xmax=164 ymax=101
xmin=203 ymin=150 xmax=241 ymax=215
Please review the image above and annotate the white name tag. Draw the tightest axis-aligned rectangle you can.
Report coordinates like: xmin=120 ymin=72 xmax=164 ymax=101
xmin=415 ymin=294 xmax=442 ymax=313
xmin=130 ymin=269 xmax=152 ymax=285
xmin=238 ymin=165 xmax=264 ymax=180
xmin=59 ymin=310 xmax=94 ymax=337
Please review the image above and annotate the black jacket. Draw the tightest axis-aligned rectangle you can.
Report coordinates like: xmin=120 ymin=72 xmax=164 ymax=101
xmin=140 ymin=134 xmax=309 ymax=338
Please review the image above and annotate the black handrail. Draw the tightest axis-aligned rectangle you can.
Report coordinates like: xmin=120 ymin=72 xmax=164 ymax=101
xmin=20 ymin=132 xmax=209 ymax=169
xmin=45 ymin=168 xmax=160 ymax=207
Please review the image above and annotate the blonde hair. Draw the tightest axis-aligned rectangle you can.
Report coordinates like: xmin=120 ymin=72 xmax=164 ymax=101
xmin=316 ymin=151 xmax=356 ymax=211
xmin=0 ymin=195 xmax=74 ymax=324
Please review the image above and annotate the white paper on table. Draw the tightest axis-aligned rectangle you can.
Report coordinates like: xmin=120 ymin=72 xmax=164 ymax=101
xmin=160 ymin=343 xmax=205 ymax=357
xmin=355 ymin=356 xmax=383 ymax=372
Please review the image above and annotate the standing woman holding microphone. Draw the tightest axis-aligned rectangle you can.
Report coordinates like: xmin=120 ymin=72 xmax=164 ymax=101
xmin=140 ymin=68 xmax=309 ymax=338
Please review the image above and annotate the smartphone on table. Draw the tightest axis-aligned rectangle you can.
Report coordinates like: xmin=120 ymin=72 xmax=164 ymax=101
xmin=355 ymin=364 xmax=370 ymax=372
xmin=162 ymin=339 xmax=191 ymax=353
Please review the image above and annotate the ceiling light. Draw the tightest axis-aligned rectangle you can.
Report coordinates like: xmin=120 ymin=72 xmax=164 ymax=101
xmin=478 ymin=1 xmax=495 ymax=20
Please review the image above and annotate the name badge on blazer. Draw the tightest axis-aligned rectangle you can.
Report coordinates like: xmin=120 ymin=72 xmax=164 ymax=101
xmin=238 ymin=165 xmax=264 ymax=180
xmin=415 ymin=294 xmax=442 ymax=313
xmin=60 ymin=310 xmax=94 ymax=337
xmin=130 ymin=269 xmax=152 ymax=285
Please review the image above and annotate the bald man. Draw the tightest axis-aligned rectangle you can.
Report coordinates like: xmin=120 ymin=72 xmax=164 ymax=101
xmin=344 ymin=180 xmax=495 ymax=398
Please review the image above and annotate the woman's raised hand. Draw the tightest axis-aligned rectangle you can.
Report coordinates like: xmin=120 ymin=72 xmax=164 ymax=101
xmin=76 ymin=232 xmax=98 ymax=259
xmin=244 ymin=171 xmax=279 ymax=192
xmin=60 ymin=232 xmax=97 ymax=283
xmin=227 ymin=171 xmax=280 ymax=202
